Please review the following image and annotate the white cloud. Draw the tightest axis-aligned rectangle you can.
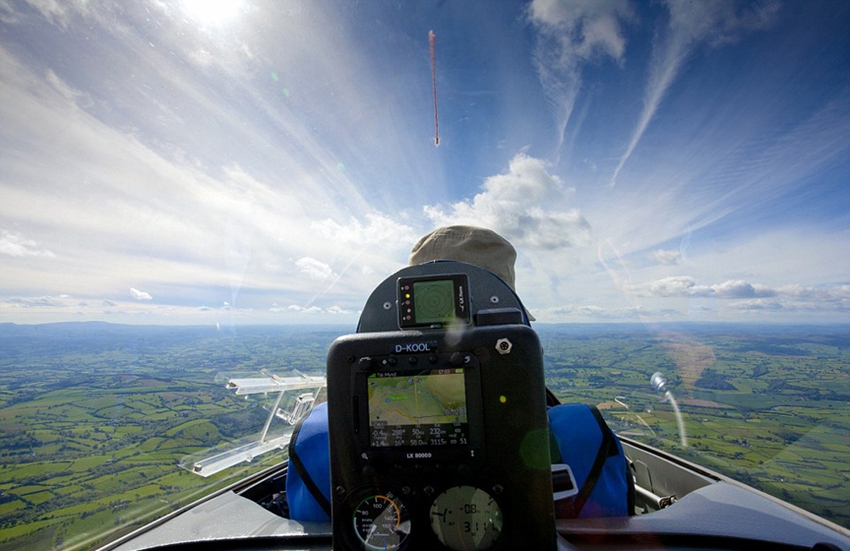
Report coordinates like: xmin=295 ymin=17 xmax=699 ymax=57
xmin=538 ymin=303 xmax=690 ymax=322
xmin=45 ymin=69 xmax=92 ymax=107
xmin=546 ymin=304 xmax=606 ymax=317
xmin=16 ymin=0 xmax=83 ymax=28
xmin=711 ymin=280 xmax=774 ymax=299
xmin=326 ymin=305 xmax=355 ymax=316
xmin=632 ymin=277 xmax=848 ymax=312
xmin=424 ymin=154 xmax=591 ymax=250
xmin=778 ymin=284 xmax=850 ymax=302
xmin=311 ymin=214 xmax=417 ymax=252
xmin=1 ymin=295 xmax=69 ymax=308
xmin=650 ymin=249 xmax=682 ymax=266
xmin=287 ymin=304 xmax=323 ymax=314
xmin=0 ymin=230 xmax=55 ymax=258
xmin=295 ymin=257 xmax=335 ymax=281
xmin=527 ymin=0 xmax=634 ymax=155
xmin=527 ymin=0 xmax=632 ymax=60
xmin=643 ymin=276 xmax=700 ymax=297
xmin=726 ymin=299 xmax=784 ymax=312
xmin=0 ymin=45 xmax=371 ymax=303
xmin=635 ymin=276 xmax=777 ymax=298
xmin=725 ymin=295 xmax=850 ymax=314
xmin=284 ymin=304 xmax=356 ymax=316
xmin=129 ymin=287 xmax=153 ymax=301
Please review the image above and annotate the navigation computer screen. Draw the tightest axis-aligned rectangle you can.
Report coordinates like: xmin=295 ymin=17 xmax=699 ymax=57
xmin=367 ymin=369 xmax=468 ymax=448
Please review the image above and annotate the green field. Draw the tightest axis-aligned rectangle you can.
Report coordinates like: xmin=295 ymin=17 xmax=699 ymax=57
xmin=0 ymin=322 xmax=847 ymax=550
xmin=537 ymin=323 xmax=850 ymax=527
xmin=0 ymin=323 xmax=340 ymax=551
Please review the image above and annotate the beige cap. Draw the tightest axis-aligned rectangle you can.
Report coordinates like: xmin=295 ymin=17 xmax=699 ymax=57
xmin=408 ymin=225 xmax=534 ymax=320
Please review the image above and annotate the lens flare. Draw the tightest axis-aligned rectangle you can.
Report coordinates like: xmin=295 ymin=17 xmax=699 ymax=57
xmin=181 ymin=0 xmax=245 ymax=27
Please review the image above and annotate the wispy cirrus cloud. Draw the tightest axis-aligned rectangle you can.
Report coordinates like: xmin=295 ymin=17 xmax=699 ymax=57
xmin=0 ymin=38 xmax=399 ymax=315
xmin=610 ymin=0 xmax=781 ymax=186
xmin=0 ymin=230 xmax=55 ymax=258
xmin=649 ymin=249 xmax=682 ymax=266
xmin=526 ymin=0 xmax=634 ymax=158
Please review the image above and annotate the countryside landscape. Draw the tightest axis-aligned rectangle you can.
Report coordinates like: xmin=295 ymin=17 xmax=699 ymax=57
xmin=1 ymin=322 xmax=848 ymax=550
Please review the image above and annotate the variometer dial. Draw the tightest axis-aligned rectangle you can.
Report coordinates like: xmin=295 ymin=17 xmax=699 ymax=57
xmin=429 ymin=485 xmax=503 ymax=551
xmin=352 ymin=492 xmax=411 ymax=551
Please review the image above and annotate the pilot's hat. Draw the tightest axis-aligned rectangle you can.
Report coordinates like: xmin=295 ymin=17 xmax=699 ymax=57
xmin=408 ymin=225 xmax=535 ymax=321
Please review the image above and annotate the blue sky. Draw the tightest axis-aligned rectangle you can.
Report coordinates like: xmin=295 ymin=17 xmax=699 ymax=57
xmin=0 ymin=0 xmax=848 ymax=325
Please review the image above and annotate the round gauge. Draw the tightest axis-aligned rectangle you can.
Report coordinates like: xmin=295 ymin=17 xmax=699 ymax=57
xmin=429 ymin=485 xmax=503 ymax=551
xmin=352 ymin=492 xmax=411 ymax=551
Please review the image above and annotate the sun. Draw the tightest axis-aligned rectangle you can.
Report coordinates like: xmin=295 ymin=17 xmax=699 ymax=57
xmin=180 ymin=0 xmax=246 ymax=27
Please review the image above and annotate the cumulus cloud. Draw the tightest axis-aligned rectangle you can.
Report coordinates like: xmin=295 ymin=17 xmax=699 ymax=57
xmin=295 ymin=257 xmax=335 ymax=281
xmin=636 ymin=276 xmax=779 ymax=298
xmin=282 ymin=303 xmax=356 ymax=316
xmin=630 ymin=277 xmax=850 ymax=311
xmin=650 ymin=249 xmax=682 ymax=266
xmin=326 ymin=305 xmax=355 ymax=315
xmin=711 ymin=280 xmax=775 ymax=299
xmin=610 ymin=0 xmax=780 ymax=185
xmin=527 ymin=0 xmax=635 ymax=155
xmin=0 ymin=230 xmax=56 ymax=258
xmin=129 ymin=287 xmax=153 ymax=300
xmin=726 ymin=298 xmax=785 ymax=311
xmin=528 ymin=0 xmax=632 ymax=60
xmin=644 ymin=276 xmax=701 ymax=297
xmin=728 ymin=284 xmax=850 ymax=314
xmin=424 ymin=154 xmax=591 ymax=250
xmin=287 ymin=304 xmax=323 ymax=314
xmin=778 ymin=284 xmax=850 ymax=302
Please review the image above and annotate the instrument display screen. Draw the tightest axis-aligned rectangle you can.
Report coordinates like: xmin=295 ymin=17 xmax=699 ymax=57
xmin=367 ymin=368 xmax=468 ymax=448
xmin=398 ymin=274 xmax=470 ymax=328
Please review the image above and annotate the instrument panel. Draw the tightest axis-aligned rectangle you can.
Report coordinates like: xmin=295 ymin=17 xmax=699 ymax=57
xmin=328 ymin=266 xmax=555 ymax=551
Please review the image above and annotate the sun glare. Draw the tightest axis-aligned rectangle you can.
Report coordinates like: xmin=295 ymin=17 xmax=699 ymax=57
xmin=181 ymin=0 xmax=245 ymax=27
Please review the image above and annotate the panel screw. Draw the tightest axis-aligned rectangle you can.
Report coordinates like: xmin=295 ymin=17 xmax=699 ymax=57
xmin=383 ymin=301 xmax=392 ymax=310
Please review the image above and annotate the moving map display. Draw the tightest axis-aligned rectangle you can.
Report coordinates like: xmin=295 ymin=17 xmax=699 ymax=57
xmin=368 ymin=369 xmax=468 ymax=448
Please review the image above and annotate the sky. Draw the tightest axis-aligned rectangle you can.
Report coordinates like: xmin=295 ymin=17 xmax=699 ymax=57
xmin=0 ymin=0 xmax=849 ymax=325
